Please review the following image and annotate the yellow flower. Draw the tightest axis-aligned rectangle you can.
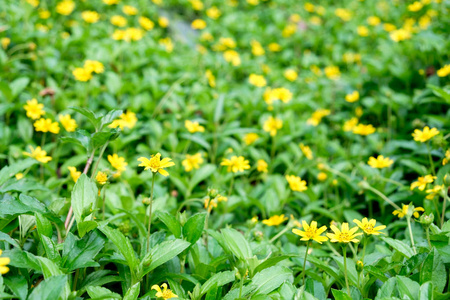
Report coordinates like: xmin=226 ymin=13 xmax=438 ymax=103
xmin=110 ymin=15 xmax=127 ymax=27
xmin=270 ymin=87 xmax=292 ymax=103
xmin=367 ymin=155 xmax=394 ymax=169
xmin=73 ymin=67 xmax=92 ymax=82
xmin=96 ymin=171 xmax=108 ymax=185
xmin=352 ymin=124 xmax=376 ymax=136
xmin=410 ymin=175 xmax=436 ymax=191
xmin=383 ymin=23 xmax=396 ymax=32
xmin=151 ymin=283 xmax=178 ymax=299
xmin=122 ymin=5 xmax=138 ymax=15
xmin=408 ymin=1 xmax=423 ymax=11
xmin=56 ymin=0 xmax=75 ymax=16
xmin=15 ymin=173 xmax=24 ymax=180
xmin=251 ymin=40 xmax=265 ymax=56
xmin=59 ymin=114 xmax=77 ymax=132
xmin=1 ymin=37 xmax=10 ymax=49
xmin=84 ymin=60 xmax=104 ymax=74
xmin=284 ymin=69 xmax=298 ymax=82
xmin=367 ymin=16 xmax=381 ymax=26
xmin=204 ymin=197 xmax=218 ymax=211
xmin=39 ymin=9 xmax=51 ymax=19
xmin=206 ymin=7 xmax=221 ymax=19
xmin=393 ymin=204 xmax=424 ymax=218
xmin=158 ymin=17 xmax=169 ymax=28
xmin=324 ymin=66 xmax=340 ymax=80
xmin=285 ymin=175 xmax=308 ymax=192
xmin=189 ymin=0 xmax=204 ymax=10
xmin=185 ymin=120 xmax=205 ymax=133
xmin=389 ymin=29 xmax=412 ymax=42
xmin=282 ymin=24 xmax=297 ymax=37
xmin=343 ymin=118 xmax=358 ymax=132
xmin=425 ymin=185 xmax=444 ymax=200
xmin=353 ymin=218 xmax=386 ymax=235
xmin=139 ymin=17 xmax=154 ymax=31
xmin=327 ymin=223 xmax=362 ymax=243
xmin=159 ymin=37 xmax=173 ymax=52
xmin=23 ymin=146 xmax=52 ymax=163
xmin=263 ymin=116 xmax=283 ymax=136
xmin=317 ymin=172 xmax=327 ymax=181
xmin=221 ymin=156 xmax=250 ymax=173
xmin=0 ymin=250 xmax=10 ymax=275
xmin=138 ymin=153 xmax=175 ymax=177
xmin=299 ymin=144 xmax=313 ymax=160
xmin=307 ymin=109 xmax=330 ymax=126
xmin=243 ymin=133 xmax=259 ymax=145
xmin=108 ymin=154 xmax=128 ymax=172
xmin=345 ymin=91 xmax=359 ymax=103
xmin=109 ymin=111 xmax=137 ymax=130
xmin=249 ymin=74 xmax=267 ymax=87
xmin=442 ymin=150 xmax=450 ymax=165
xmin=68 ymin=166 xmax=81 ymax=182
xmin=34 ymin=118 xmax=60 ymax=134
xmin=223 ymin=50 xmax=241 ymax=66
xmin=24 ymin=98 xmax=45 ymax=120
xmin=357 ymin=26 xmax=369 ymax=37
xmin=412 ymin=126 xmax=439 ymax=142
xmin=191 ymin=19 xmax=206 ymax=30
xmin=292 ymin=221 xmax=328 ymax=244
xmin=334 ymin=8 xmax=352 ymax=22
xmin=310 ymin=65 xmax=322 ymax=76
xmin=437 ymin=65 xmax=450 ymax=77
xmin=256 ymin=159 xmax=268 ymax=173
xmin=268 ymin=43 xmax=281 ymax=52
xmin=182 ymin=153 xmax=204 ymax=172
xmin=262 ymin=214 xmax=288 ymax=226
xmin=26 ymin=0 xmax=39 ymax=7
xmin=81 ymin=11 xmax=100 ymax=23
xmin=205 ymin=70 xmax=216 ymax=88
xmin=103 ymin=0 xmax=119 ymax=4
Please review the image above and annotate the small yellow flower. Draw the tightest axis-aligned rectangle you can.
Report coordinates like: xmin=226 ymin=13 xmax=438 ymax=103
xmin=68 ymin=166 xmax=81 ymax=182
xmin=268 ymin=43 xmax=281 ymax=52
xmin=73 ymin=67 xmax=92 ymax=82
xmin=103 ymin=0 xmax=119 ymax=4
xmin=182 ymin=153 xmax=204 ymax=172
xmin=383 ymin=23 xmax=397 ymax=32
xmin=108 ymin=154 xmax=128 ymax=172
xmin=34 ymin=118 xmax=60 ymax=134
xmin=1 ymin=37 xmax=10 ymax=49
xmin=283 ymin=69 xmax=298 ymax=81
xmin=223 ymin=50 xmax=241 ymax=66
xmin=206 ymin=7 xmax=221 ymax=19
xmin=24 ymin=98 xmax=45 ymax=120
xmin=327 ymin=222 xmax=362 ymax=243
xmin=185 ymin=120 xmax=205 ymax=133
xmin=334 ymin=8 xmax=352 ymax=22
xmin=138 ymin=153 xmax=175 ymax=177
xmin=249 ymin=74 xmax=267 ymax=87
xmin=282 ymin=24 xmax=297 ymax=37
xmin=205 ymin=70 xmax=216 ymax=88
xmin=317 ymin=172 xmax=327 ymax=181
xmin=15 ymin=173 xmax=24 ymax=180
xmin=442 ymin=150 xmax=450 ymax=165
xmin=0 ymin=250 xmax=10 ymax=275
xmin=251 ymin=40 xmax=265 ymax=56
xmin=109 ymin=111 xmax=137 ymax=130
xmin=410 ymin=175 xmax=436 ymax=191
xmin=271 ymin=87 xmax=293 ymax=103
xmin=352 ymin=124 xmax=376 ymax=136
xmin=367 ymin=16 xmax=381 ymax=26
xmin=285 ymin=175 xmax=308 ymax=192
xmin=84 ymin=60 xmax=104 ymax=74
xmin=408 ymin=1 xmax=423 ymax=12
xmin=357 ymin=26 xmax=369 ymax=37
xmin=262 ymin=214 xmax=288 ymax=226
xmin=189 ymin=0 xmax=204 ymax=10
xmin=26 ymin=0 xmax=39 ymax=7
xmin=96 ymin=171 xmax=108 ymax=185
xmin=299 ymin=144 xmax=313 ymax=160
xmin=353 ymin=218 xmax=386 ymax=235
xmin=367 ymin=155 xmax=394 ymax=169
xmin=204 ymin=197 xmax=217 ymax=211
xmin=437 ymin=65 xmax=450 ymax=77
xmin=151 ymin=283 xmax=178 ymax=299
xmin=23 ymin=146 xmax=52 ymax=163
xmin=81 ymin=11 xmax=100 ymax=23
xmin=425 ymin=185 xmax=444 ymax=200
xmin=324 ymin=66 xmax=341 ymax=80
xmin=191 ymin=19 xmax=206 ymax=30
xmin=139 ymin=17 xmax=154 ymax=31
xmin=256 ymin=159 xmax=268 ymax=173
xmin=158 ymin=17 xmax=169 ymax=28
xmin=393 ymin=204 xmax=424 ymax=218
xmin=412 ymin=126 xmax=440 ymax=142
xmin=389 ymin=29 xmax=411 ymax=42
xmin=307 ymin=109 xmax=330 ymax=126
xmin=345 ymin=91 xmax=359 ymax=103
xmin=122 ymin=5 xmax=138 ymax=15
xmin=58 ymin=114 xmax=77 ymax=132
xmin=292 ymin=221 xmax=328 ymax=244
xmin=159 ymin=37 xmax=173 ymax=52
xmin=56 ymin=0 xmax=75 ymax=16
xmin=243 ymin=133 xmax=259 ymax=145
xmin=221 ymin=156 xmax=250 ymax=173
xmin=263 ymin=116 xmax=283 ymax=136
xmin=343 ymin=117 xmax=358 ymax=132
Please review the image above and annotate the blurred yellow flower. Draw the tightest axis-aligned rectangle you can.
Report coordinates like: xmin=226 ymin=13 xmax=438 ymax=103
xmin=368 ymin=155 xmax=393 ymax=169
xmin=59 ymin=114 xmax=77 ymax=132
xmin=26 ymin=0 xmax=39 ymax=7
xmin=1 ymin=37 xmax=10 ymax=49
xmin=221 ymin=156 xmax=250 ymax=173
xmin=437 ymin=65 xmax=450 ymax=77
xmin=357 ymin=26 xmax=369 ymax=37
xmin=335 ymin=8 xmax=352 ymax=21
xmin=81 ymin=11 xmax=100 ymax=23
xmin=182 ymin=153 xmax=204 ymax=172
xmin=243 ymin=133 xmax=259 ymax=145
xmin=249 ymin=74 xmax=267 ymax=87
xmin=317 ymin=172 xmax=327 ymax=181
xmin=56 ymin=0 xmax=75 ymax=16
xmin=185 ymin=120 xmax=205 ymax=133
xmin=191 ymin=19 xmax=206 ymax=30
xmin=223 ymin=50 xmax=241 ymax=66
xmin=68 ymin=166 xmax=81 ymax=182
xmin=408 ymin=1 xmax=423 ymax=11
xmin=24 ymin=98 xmax=45 ymax=120
xmin=111 ymin=15 xmax=127 ymax=27
xmin=367 ymin=16 xmax=381 ymax=26
xmin=159 ymin=37 xmax=173 ymax=52
xmin=268 ymin=43 xmax=281 ymax=52
xmin=263 ymin=116 xmax=283 ymax=136
xmin=251 ymin=40 xmax=265 ymax=56
xmin=304 ymin=3 xmax=315 ymax=12
xmin=389 ymin=29 xmax=411 ymax=42
xmin=72 ymin=67 xmax=92 ymax=81
xmin=293 ymin=221 xmax=328 ymax=243
xmin=84 ymin=60 xmax=104 ymax=74
xmin=139 ymin=17 xmax=154 ymax=31
xmin=138 ymin=153 xmax=175 ymax=176
xmin=34 ymin=118 xmax=60 ymax=134
xmin=410 ymin=175 xmax=435 ymax=191
xmin=96 ymin=171 xmax=108 ymax=185
xmin=0 ymin=250 xmax=10 ymax=275
xmin=299 ymin=144 xmax=313 ymax=160
xmin=425 ymin=185 xmax=444 ymax=200
xmin=442 ymin=150 xmax=450 ymax=165
xmin=103 ymin=0 xmax=119 ymax=4
xmin=15 ymin=173 xmax=24 ymax=180
xmin=189 ymin=0 xmax=203 ymax=10
xmin=262 ymin=214 xmax=288 ymax=226
xmin=307 ymin=109 xmax=330 ymax=126
xmin=23 ymin=146 xmax=52 ymax=163
xmin=205 ymin=70 xmax=216 ymax=88
xmin=284 ymin=69 xmax=298 ymax=81
xmin=383 ymin=23 xmax=396 ymax=32
xmin=206 ymin=7 xmax=221 ymax=19
xmin=151 ymin=283 xmax=178 ymax=299
xmin=256 ymin=159 xmax=268 ymax=173
xmin=344 ymin=118 xmax=359 ymax=131
xmin=39 ymin=9 xmax=51 ymax=19
xmin=393 ymin=204 xmax=424 ymax=218
xmin=412 ymin=126 xmax=439 ymax=142
xmin=200 ymin=32 xmax=213 ymax=41
xmin=122 ymin=5 xmax=138 ymax=15
xmin=286 ymin=175 xmax=308 ymax=192
xmin=108 ymin=154 xmax=128 ymax=172
xmin=345 ymin=91 xmax=359 ymax=103
xmin=327 ymin=223 xmax=362 ymax=243
xmin=109 ymin=111 xmax=137 ymax=130
xmin=158 ymin=17 xmax=169 ymax=28
xmin=353 ymin=218 xmax=386 ymax=235
xmin=324 ymin=66 xmax=340 ymax=80
xmin=247 ymin=0 xmax=259 ymax=5
xmin=352 ymin=124 xmax=375 ymax=136
xmin=282 ymin=24 xmax=297 ymax=37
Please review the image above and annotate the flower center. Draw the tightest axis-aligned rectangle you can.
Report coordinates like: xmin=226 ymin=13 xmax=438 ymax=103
xmin=363 ymin=224 xmax=373 ymax=233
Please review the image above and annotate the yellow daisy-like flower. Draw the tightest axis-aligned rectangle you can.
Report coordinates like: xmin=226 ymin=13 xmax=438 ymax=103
xmin=72 ymin=67 xmax=92 ymax=82
xmin=59 ymin=114 xmax=77 ymax=132
xmin=223 ymin=50 xmax=241 ymax=66
xmin=345 ymin=91 xmax=359 ymax=103
xmin=182 ymin=153 xmax=204 ymax=172
xmin=221 ymin=156 xmax=250 ymax=173
xmin=412 ymin=126 xmax=440 ymax=143
xmin=437 ymin=65 xmax=450 ymax=77
xmin=317 ymin=172 xmax=327 ymax=181
xmin=327 ymin=223 xmax=362 ymax=243
xmin=151 ymin=283 xmax=178 ymax=299
xmin=256 ymin=159 xmax=268 ymax=173
xmin=0 ymin=250 xmax=10 ymax=275
xmin=56 ymin=0 xmax=75 ymax=16
xmin=250 ymin=40 xmax=265 ymax=56
xmin=23 ymin=146 xmax=52 ymax=163
xmin=324 ymin=66 xmax=341 ymax=80
xmin=285 ymin=175 xmax=308 ymax=192
xmin=139 ymin=17 xmax=154 ymax=31
xmin=367 ymin=16 xmax=381 ymax=26
xmin=15 ymin=173 xmax=24 ymax=180
xmin=158 ymin=17 xmax=169 ymax=28
xmin=389 ymin=29 xmax=411 ymax=42
xmin=268 ymin=43 xmax=281 ymax=52
xmin=109 ymin=111 xmax=137 ymax=130
xmin=122 ymin=5 xmax=138 ymax=15
xmin=442 ymin=150 xmax=450 ymax=165
xmin=68 ymin=166 xmax=81 ymax=182
xmin=352 ymin=124 xmax=376 ymax=136
xmin=353 ymin=218 xmax=386 ymax=235
xmin=191 ymin=19 xmax=206 ymax=30
xmin=243 ymin=133 xmax=259 ymax=145
xmin=137 ymin=153 xmax=175 ymax=177
xmin=425 ymin=185 xmax=444 ymax=200
xmin=292 ymin=221 xmax=328 ymax=244
xmin=307 ymin=109 xmax=330 ymax=126
xmin=408 ymin=1 xmax=423 ymax=12
xmin=299 ymin=144 xmax=313 ymax=160
xmin=249 ymin=74 xmax=267 ymax=87
xmin=410 ymin=175 xmax=436 ymax=191
xmin=283 ymin=69 xmax=298 ymax=81
xmin=263 ymin=116 xmax=283 ymax=136
xmin=393 ymin=204 xmax=424 ymax=219
xmin=103 ymin=0 xmax=119 ymax=4
xmin=110 ymin=15 xmax=127 ymax=27
xmin=262 ymin=214 xmax=288 ymax=226
xmin=367 ymin=155 xmax=394 ymax=169
xmin=24 ymin=98 xmax=45 ymax=120
xmin=1 ymin=37 xmax=10 ymax=49
xmin=96 ymin=171 xmax=108 ymax=185
xmin=34 ymin=118 xmax=60 ymax=134
xmin=84 ymin=60 xmax=104 ymax=74
xmin=357 ymin=26 xmax=369 ymax=37
xmin=185 ymin=120 xmax=205 ymax=133
xmin=207 ymin=6 xmax=221 ymax=19
xmin=108 ymin=154 xmax=128 ymax=172
xmin=81 ymin=11 xmax=100 ymax=23
xmin=205 ymin=70 xmax=216 ymax=88
xmin=343 ymin=117 xmax=358 ymax=132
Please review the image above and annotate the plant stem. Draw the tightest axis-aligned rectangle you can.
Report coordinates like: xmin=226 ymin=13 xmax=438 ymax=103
xmin=442 ymin=191 xmax=449 ymax=228
xmin=406 ymin=216 xmax=417 ymax=254
xmin=90 ymin=142 xmax=109 ymax=179
xmin=425 ymin=227 xmax=432 ymax=250
xmin=147 ymin=173 xmax=156 ymax=253
xmin=301 ymin=242 xmax=311 ymax=285
xmin=361 ymin=235 xmax=368 ymax=264
xmin=228 ymin=175 xmax=235 ymax=196
xmin=269 ymin=225 xmax=291 ymax=243
xmin=426 ymin=142 xmax=436 ymax=176
xmin=359 ymin=181 xmax=401 ymax=210
xmin=343 ymin=245 xmax=351 ymax=297
xmin=102 ymin=188 xmax=106 ymax=221
xmin=239 ymin=271 xmax=245 ymax=298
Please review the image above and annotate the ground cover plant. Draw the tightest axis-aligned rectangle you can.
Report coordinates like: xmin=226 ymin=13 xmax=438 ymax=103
xmin=0 ymin=0 xmax=450 ymax=299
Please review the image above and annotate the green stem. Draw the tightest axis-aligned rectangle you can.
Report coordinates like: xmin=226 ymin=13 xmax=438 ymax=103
xmin=426 ymin=142 xmax=436 ymax=176
xmin=147 ymin=173 xmax=156 ymax=253
xmin=433 ymin=198 xmax=442 ymax=227
xmin=425 ymin=227 xmax=432 ymax=250
xmin=361 ymin=235 xmax=368 ymax=264
xmin=442 ymin=191 xmax=448 ymax=228
xmin=239 ymin=271 xmax=245 ymax=298
xmin=90 ymin=142 xmax=109 ymax=179
xmin=301 ymin=242 xmax=311 ymax=285
xmin=269 ymin=225 xmax=291 ymax=243
xmin=406 ymin=216 xmax=417 ymax=254
xmin=343 ymin=245 xmax=351 ymax=297
xmin=270 ymin=135 xmax=277 ymax=160
xmin=228 ymin=175 xmax=235 ymax=196
xmin=359 ymin=181 xmax=401 ymax=210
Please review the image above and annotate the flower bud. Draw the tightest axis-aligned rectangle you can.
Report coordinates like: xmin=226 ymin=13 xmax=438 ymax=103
xmin=356 ymin=260 xmax=364 ymax=273
xmin=419 ymin=213 xmax=434 ymax=228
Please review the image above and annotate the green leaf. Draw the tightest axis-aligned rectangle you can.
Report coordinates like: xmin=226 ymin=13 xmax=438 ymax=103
xmin=79 ymin=270 xmax=122 ymax=293
xmin=254 ymin=254 xmax=299 ymax=274
xmin=141 ymin=239 xmax=190 ymax=276
xmin=0 ymin=231 xmax=20 ymax=248
xmin=307 ymin=255 xmax=344 ymax=286
xmin=62 ymin=231 xmax=105 ymax=271
xmin=374 ymin=277 xmax=397 ymax=300
xmin=332 ymin=256 xmax=358 ymax=286
xmin=35 ymin=212 xmax=52 ymax=238
xmin=71 ymin=174 xmax=98 ymax=225
xmin=86 ymin=286 xmax=121 ymax=299
xmin=214 ymin=94 xmax=225 ymax=123
xmin=100 ymin=109 xmax=123 ymax=130
xmin=331 ymin=289 xmax=352 ymax=300
xmin=60 ymin=129 xmax=91 ymax=152
xmin=0 ymin=194 xmax=48 ymax=218
xmin=78 ymin=220 xmax=98 ymax=238
xmin=155 ymin=211 xmax=182 ymax=238
xmin=10 ymin=77 xmax=30 ymax=98
xmin=40 ymin=235 xmax=59 ymax=261
xmin=188 ymin=164 xmax=216 ymax=192
xmin=0 ymin=159 xmax=37 ymax=186
xmin=183 ymin=212 xmax=206 ymax=244
xmin=382 ymin=237 xmax=414 ymax=258
xmin=27 ymin=275 xmax=67 ymax=300
xmin=4 ymin=276 xmax=28 ymax=300
xmin=99 ymin=225 xmax=138 ymax=270
xmin=304 ymin=279 xmax=326 ymax=300
xmin=70 ymin=107 xmax=101 ymax=129
xmin=397 ymin=276 xmax=420 ymax=299
xmin=427 ymin=84 xmax=450 ymax=103
xmin=123 ymin=282 xmax=140 ymax=300
xmin=221 ymin=228 xmax=252 ymax=260
xmin=419 ymin=282 xmax=432 ymax=300
xmin=250 ymin=266 xmax=293 ymax=296
xmin=200 ymin=271 xmax=235 ymax=297
xmin=420 ymin=249 xmax=446 ymax=293
xmin=3 ymin=249 xmax=40 ymax=271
